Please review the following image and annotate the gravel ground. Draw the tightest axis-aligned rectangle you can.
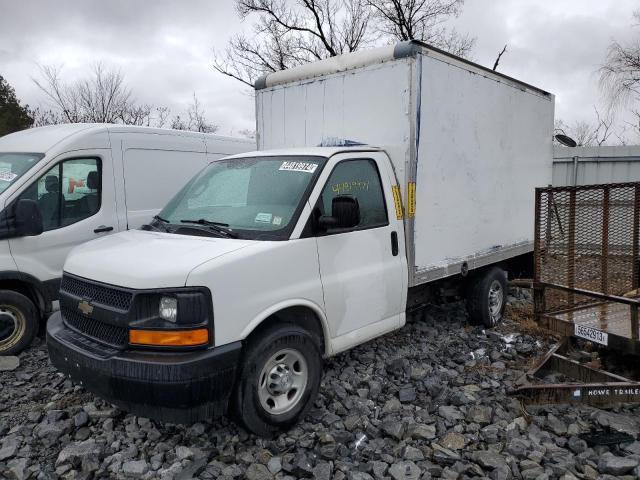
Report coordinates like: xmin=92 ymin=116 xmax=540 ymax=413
xmin=1 ymin=291 xmax=640 ymax=480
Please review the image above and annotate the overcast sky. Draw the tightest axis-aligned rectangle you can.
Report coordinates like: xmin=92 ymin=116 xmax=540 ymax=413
xmin=1 ymin=0 xmax=638 ymax=139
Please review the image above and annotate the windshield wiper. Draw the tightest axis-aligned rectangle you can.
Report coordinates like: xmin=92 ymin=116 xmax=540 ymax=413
xmin=142 ymin=214 xmax=170 ymax=232
xmin=180 ymin=219 xmax=237 ymax=238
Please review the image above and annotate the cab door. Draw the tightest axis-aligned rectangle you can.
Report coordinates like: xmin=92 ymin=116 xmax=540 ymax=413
xmin=309 ymin=153 xmax=407 ymax=351
xmin=7 ymin=151 xmax=118 ymax=288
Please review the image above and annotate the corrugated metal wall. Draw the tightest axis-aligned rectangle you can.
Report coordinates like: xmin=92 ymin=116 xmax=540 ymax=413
xmin=553 ymin=145 xmax=640 ymax=186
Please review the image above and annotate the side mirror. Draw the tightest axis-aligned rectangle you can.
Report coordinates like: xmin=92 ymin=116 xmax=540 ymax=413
xmin=15 ymin=199 xmax=43 ymax=237
xmin=318 ymin=195 xmax=360 ymax=230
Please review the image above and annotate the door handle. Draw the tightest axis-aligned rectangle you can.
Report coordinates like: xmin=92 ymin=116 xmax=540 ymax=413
xmin=391 ymin=231 xmax=399 ymax=256
xmin=94 ymin=226 xmax=114 ymax=234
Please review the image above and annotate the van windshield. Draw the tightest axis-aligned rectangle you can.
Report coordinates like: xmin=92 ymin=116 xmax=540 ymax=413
xmin=0 ymin=153 xmax=44 ymax=195
xmin=157 ymin=156 xmax=325 ymax=240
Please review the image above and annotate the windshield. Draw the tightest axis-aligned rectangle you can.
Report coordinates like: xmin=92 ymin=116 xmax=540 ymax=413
xmin=0 ymin=153 xmax=44 ymax=195
xmin=157 ymin=156 xmax=325 ymax=240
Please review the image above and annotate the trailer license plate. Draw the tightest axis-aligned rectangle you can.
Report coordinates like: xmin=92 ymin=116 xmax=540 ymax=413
xmin=574 ymin=324 xmax=608 ymax=345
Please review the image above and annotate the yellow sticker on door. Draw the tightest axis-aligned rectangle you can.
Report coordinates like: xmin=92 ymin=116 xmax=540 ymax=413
xmin=392 ymin=185 xmax=404 ymax=220
xmin=408 ymin=182 xmax=416 ymax=218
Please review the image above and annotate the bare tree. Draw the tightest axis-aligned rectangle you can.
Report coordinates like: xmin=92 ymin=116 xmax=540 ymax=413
xmin=214 ymin=0 xmax=373 ymax=87
xmin=492 ymin=44 xmax=507 ymax=71
xmin=32 ymin=65 xmax=214 ymax=132
xmin=366 ymin=0 xmax=475 ymax=57
xmin=600 ymin=11 xmax=640 ymax=122
xmin=33 ymin=63 xmax=137 ymax=123
xmin=171 ymin=93 xmax=218 ymax=133
xmin=555 ymin=108 xmax=615 ymax=147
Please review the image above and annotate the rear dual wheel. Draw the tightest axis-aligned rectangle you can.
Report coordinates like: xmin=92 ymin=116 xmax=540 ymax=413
xmin=467 ymin=267 xmax=507 ymax=328
xmin=233 ymin=324 xmax=322 ymax=437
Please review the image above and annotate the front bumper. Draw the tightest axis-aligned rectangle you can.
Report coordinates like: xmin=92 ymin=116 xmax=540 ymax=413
xmin=47 ymin=312 xmax=241 ymax=423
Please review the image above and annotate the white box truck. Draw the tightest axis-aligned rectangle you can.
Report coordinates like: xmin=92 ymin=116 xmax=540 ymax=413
xmin=47 ymin=41 xmax=554 ymax=436
xmin=0 ymin=124 xmax=253 ymax=354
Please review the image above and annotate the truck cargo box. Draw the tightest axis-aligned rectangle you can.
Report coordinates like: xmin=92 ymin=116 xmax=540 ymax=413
xmin=255 ymin=40 xmax=554 ymax=287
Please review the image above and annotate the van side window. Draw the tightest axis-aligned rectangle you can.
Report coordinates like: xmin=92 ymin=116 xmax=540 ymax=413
xmin=318 ymin=159 xmax=388 ymax=230
xmin=17 ymin=158 xmax=101 ymax=231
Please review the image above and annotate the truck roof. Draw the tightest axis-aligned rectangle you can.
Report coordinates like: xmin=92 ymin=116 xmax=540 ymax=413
xmin=0 ymin=123 xmax=254 ymax=154
xmin=255 ymin=40 xmax=551 ymax=98
xmin=224 ymin=146 xmax=381 ymax=160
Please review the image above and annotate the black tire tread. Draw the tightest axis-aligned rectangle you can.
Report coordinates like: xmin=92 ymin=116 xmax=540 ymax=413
xmin=0 ymin=289 xmax=39 ymax=355
xmin=466 ymin=267 xmax=507 ymax=327
xmin=232 ymin=323 xmax=322 ymax=437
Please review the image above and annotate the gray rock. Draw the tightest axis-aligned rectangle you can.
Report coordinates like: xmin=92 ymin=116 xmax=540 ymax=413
xmin=313 ymin=462 xmax=332 ymax=480
xmin=382 ymin=397 xmax=401 ymax=414
xmin=73 ymin=411 xmax=89 ymax=428
xmin=372 ymin=461 xmax=388 ymax=479
xmin=546 ymin=414 xmax=567 ymax=435
xmin=567 ymin=436 xmax=587 ymax=454
xmin=246 ymin=463 xmax=273 ymax=480
xmin=123 ymin=459 xmax=150 ymax=477
xmin=381 ymin=420 xmax=405 ymax=440
xmin=0 ymin=442 xmax=18 ymax=461
xmin=505 ymin=438 xmax=529 ymax=458
xmin=349 ymin=473 xmax=373 ymax=480
xmin=466 ymin=405 xmax=493 ymax=425
xmin=597 ymin=453 xmax=639 ymax=476
xmin=473 ymin=450 xmax=508 ymax=470
xmin=438 ymin=405 xmax=464 ymax=422
xmin=402 ymin=446 xmax=424 ymax=461
xmin=267 ymin=457 xmax=282 ymax=474
xmin=0 ymin=356 xmax=19 ymax=371
xmin=407 ymin=423 xmax=436 ymax=440
xmin=440 ymin=432 xmax=465 ymax=450
xmin=6 ymin=457 xmax=28 ymax=480
xmin=398 ymin=386 xmax=416 ymax=403
xmin=288 ymin=453 xmax=314 ymax=477
xmin=55 ymin=439 xmax=102 ymax=469
xmin=594 ymin=411 xmax=640 ymax=438
xmin=175 ymin=445 xmax=194 ymax=461
xmin=388 ymin=461 xmax=421 ymax=480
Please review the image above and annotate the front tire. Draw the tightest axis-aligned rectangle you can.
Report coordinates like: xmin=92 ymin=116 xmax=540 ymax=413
xmin=467 ymin=267 xmax=507 ymax=327
xmin=0 ymin=290 xmax=39 ymax=355
xmin=233 ymin=324 xmax=322 ymax=437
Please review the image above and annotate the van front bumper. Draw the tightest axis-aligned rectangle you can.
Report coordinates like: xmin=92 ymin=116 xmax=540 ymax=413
xmin=46 ymin=311 xmax=241 ymax=423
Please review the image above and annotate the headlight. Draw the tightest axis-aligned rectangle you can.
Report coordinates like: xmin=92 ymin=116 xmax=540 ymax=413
xmin=159 ymin=296 xmax=178 ymax=322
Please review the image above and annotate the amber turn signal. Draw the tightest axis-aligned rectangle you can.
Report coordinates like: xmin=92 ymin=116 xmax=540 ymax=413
xmin=129 ymin=328 xmax=209 ymax=347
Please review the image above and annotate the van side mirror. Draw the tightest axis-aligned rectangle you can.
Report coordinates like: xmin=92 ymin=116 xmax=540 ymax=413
xmin=318 ymin=195 xmax=360 ymax=230
xmin=15 ymin=199 xmax=43 ymax=237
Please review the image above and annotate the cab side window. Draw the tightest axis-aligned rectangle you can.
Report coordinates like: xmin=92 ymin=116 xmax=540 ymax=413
xmin=318 ymin=159 xmax=388 ymax=230
xmin=18 ymin=158 xmax=101 ymax=231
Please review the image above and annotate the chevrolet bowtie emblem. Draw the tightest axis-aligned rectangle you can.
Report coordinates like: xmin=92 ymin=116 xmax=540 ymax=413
xmin=78 ymin=300 xmax=94 ymax=316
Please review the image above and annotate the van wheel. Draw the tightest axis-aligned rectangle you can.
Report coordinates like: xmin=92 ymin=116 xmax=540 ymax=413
xmin=233 ymin=324 xmax=322 ymax=437
xmin=467 ymin=267 xmax=507 ymax=328
xmin=0 ymin=290 xmax=38 ymax=355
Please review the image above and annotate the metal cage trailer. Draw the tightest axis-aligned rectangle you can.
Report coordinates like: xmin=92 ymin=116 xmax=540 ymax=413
xmin=515 ymin=182 xmax=640 ymax=406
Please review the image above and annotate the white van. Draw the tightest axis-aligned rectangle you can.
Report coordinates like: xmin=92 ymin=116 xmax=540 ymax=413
xmin=0 ymin=123 xmax=253 ymax=354
xmin=47 ymin=41 xmax=553 ymax=436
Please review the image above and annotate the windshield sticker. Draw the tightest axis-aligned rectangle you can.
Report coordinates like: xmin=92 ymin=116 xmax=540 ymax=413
xmin=272 ymin=216 xmax=282 ymax=226
xmin=0 ymin=171 xmax=17 ymax=182
xmin=255 ymin=212 xmax=273 ymax=223
xmin=279 ymin=161 xmax=318 ymax=173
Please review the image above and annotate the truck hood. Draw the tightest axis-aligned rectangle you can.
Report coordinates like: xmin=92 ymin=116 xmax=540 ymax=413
xmin=64 ymin=229 xmax=256 ymax=289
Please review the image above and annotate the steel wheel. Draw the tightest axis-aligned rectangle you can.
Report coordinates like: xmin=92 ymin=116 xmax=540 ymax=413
xmin=0 ymin=305 xmax=27 ymax=352
xmin=488 ymin=280 xmax=504 ymax=324
xmin=257 ymin=348 xmax=308 ymax=415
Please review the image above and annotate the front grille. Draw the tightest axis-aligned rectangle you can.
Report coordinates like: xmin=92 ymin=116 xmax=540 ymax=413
xmin=61 ymin=275 xmax=133 ymax=311
xmin=62 ymin=307 xmax=128 ymax=347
